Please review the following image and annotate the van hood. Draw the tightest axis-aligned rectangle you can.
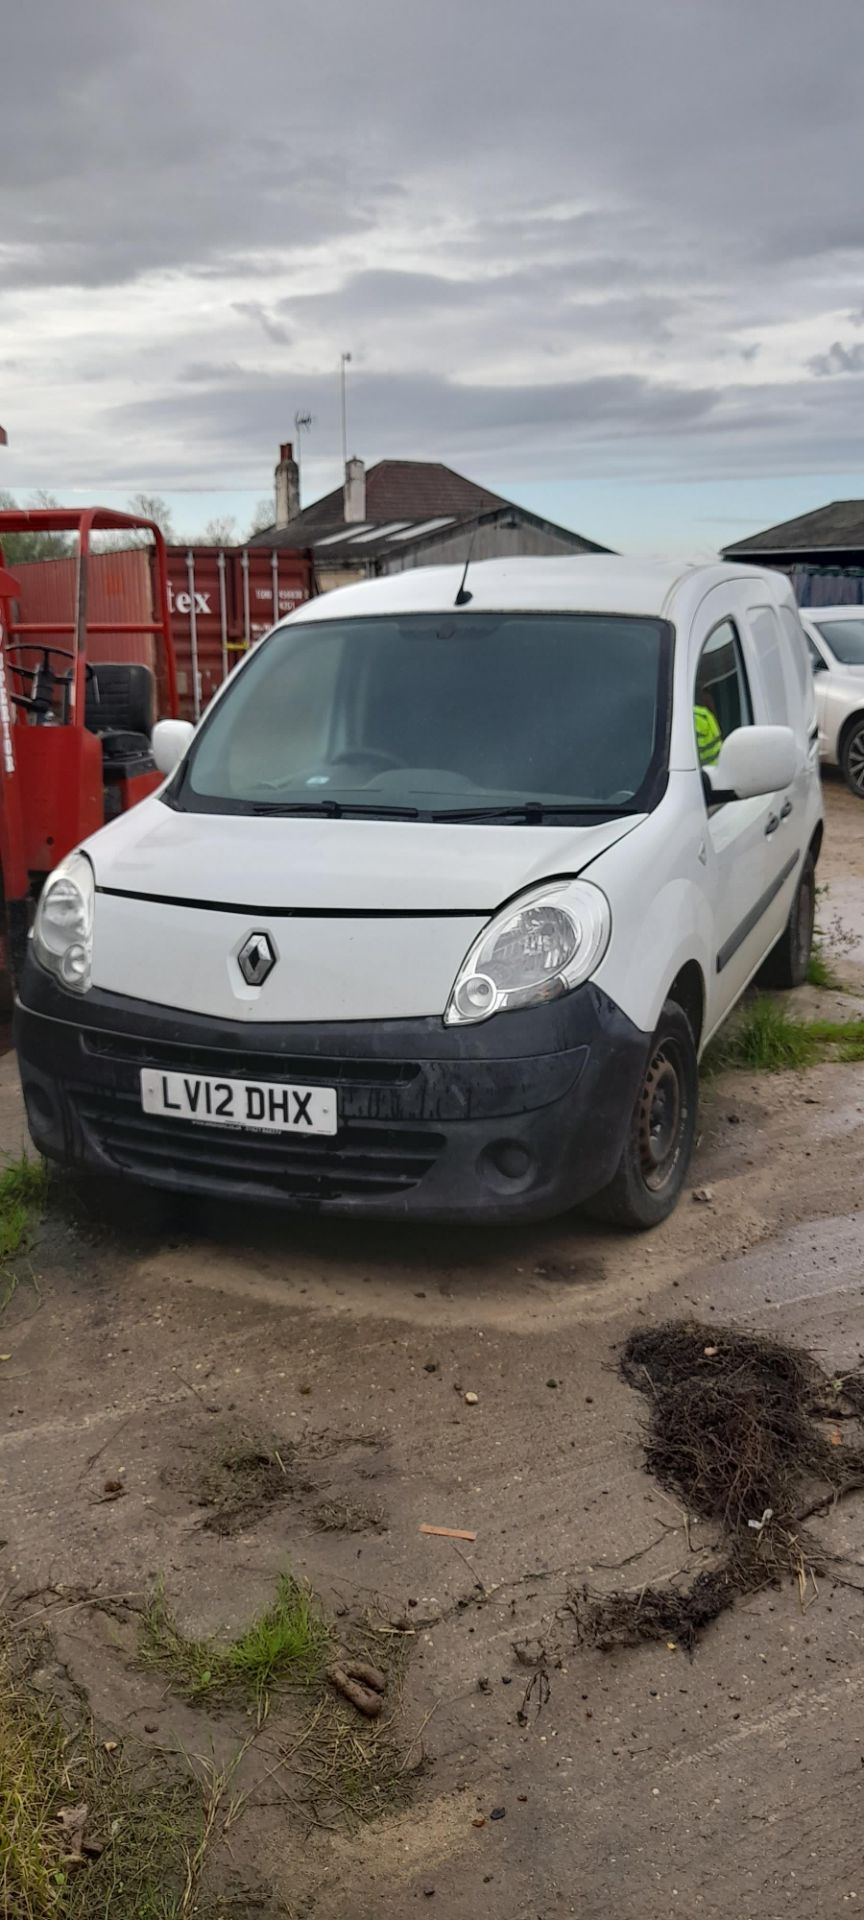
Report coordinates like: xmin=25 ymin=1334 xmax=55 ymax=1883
xmin=83 ymin=801 xmax=644 ymax=1022
xmin=86 ymin=797 xmax=642 ymax=912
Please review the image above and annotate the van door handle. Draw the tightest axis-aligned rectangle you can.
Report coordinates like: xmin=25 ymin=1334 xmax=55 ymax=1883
xmin=765 ymin=814 xmax=779 ymax=836
xmin=780 ymin=799 xmax=793 ymax=820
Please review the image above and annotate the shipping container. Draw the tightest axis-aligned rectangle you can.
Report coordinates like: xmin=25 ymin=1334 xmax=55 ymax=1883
xmin=10 ymin=548 xmax=156 ymax=670
xmin=8 ymin=542 xmax=315 ymax=723
xmin=164 ymin=546 xmax=313 ymax=718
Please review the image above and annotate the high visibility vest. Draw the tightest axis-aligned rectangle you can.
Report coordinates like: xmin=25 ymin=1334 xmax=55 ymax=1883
xmin=694 ymin=705 xmax=722 ymax=766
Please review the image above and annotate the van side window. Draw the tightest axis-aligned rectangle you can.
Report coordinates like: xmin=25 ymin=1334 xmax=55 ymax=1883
xmin=694 ymin=620 xmax=753 ymax=766
xmin=749 ymin=606 xmax=790 ymax=724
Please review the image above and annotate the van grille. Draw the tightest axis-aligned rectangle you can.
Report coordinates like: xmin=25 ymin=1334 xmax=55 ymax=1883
xmin=81 ymin=1030 xmax=420 ymax=1089
xmin=72 ymin=1087 xmax=444 ymax=1201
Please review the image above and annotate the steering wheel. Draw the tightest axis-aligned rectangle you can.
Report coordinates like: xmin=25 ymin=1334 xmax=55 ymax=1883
xmin=6 ymin=647 xmax=96 ymax=679
xmin=327 ymin=748 xmax=405 ymax=771
xmin=6 ymin=645 xmax=96 ymax=720
xmin=6 ymin=644 xmax=75 ymax=669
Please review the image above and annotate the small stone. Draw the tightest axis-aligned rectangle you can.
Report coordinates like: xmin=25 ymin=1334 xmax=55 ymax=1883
xmin=692 ymin=1186 xmax=714 ymax=1204
xmin=464 ymin=1391 xmax=479 ymax=1406
xmin=546 ymin=1378 xmax=558 ymax=1389
xmin=144 ymin=1722 xmax=158 ymax=1734
xmin=477 ymin=1676 xmax=491 ymax=1694
xmin=490 ymin=1806 xmax=506 ymax=1821
xmin=472 ymin=1814 xmax=486 ymax=1828
xmin=424 ymin=1361 xmax=439 ymax=1374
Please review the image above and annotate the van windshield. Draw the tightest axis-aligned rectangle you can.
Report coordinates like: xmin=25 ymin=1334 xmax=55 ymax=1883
xmin=173 ymin=611 xmax=672 ymax=820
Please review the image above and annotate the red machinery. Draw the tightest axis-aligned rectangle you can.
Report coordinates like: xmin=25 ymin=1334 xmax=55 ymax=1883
xmin=0 ymin=507 xmax=178 ymax=986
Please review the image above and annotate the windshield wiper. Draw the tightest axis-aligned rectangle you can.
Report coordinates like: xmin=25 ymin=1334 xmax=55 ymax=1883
xmin=430 ymin=802 xmax=641 ymax=823
xmin=249 ymin=800 xmax=421 ymax=819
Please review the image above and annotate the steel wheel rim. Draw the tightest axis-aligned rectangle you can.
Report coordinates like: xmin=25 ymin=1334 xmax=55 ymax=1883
xmin=638 ymin=1043 xmax=685 ymax=1193
xmin=846 ymin=727 xmax=864 ymax=793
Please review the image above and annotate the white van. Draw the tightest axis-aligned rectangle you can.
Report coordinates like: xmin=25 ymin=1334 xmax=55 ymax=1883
xmin=14 ymin=558 xmax=822 ymax=1229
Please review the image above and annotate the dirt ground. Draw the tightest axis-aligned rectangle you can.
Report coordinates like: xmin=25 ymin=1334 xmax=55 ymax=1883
xmin=5 ymin=778 xmax=864 ymax=1918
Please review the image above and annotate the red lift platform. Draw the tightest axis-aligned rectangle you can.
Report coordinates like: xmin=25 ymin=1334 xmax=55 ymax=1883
xmin=0 ymin=506 xmax=178 ymax=990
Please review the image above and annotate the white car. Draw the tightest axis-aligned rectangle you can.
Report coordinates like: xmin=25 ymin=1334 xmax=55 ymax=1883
xmin=799 ymin=606 xmax=864 ymax=796
xmin=15 ymin=557 xmax=823 ymax=1230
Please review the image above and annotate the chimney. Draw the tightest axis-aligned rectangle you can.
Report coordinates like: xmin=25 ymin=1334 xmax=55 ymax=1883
xmin=274 ymin=441 xmax=300 ymax=528
xmin=343 ymin=456 xmax=366 ymax=524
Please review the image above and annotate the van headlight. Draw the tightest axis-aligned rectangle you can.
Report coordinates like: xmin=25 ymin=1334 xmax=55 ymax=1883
xmin=444 ymin=880 xmax=611 ymax=1026
xmin=32 ymin=852 xmax=94 ymax=993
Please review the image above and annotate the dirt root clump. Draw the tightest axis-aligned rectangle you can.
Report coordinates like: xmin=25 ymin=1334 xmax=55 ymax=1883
xmin=572 ymin=1321 xmax=864 ymax=1651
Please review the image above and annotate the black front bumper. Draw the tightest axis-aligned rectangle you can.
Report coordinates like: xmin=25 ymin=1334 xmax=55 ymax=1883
xmin=14 ymin=962 xmax=650 ymax=1222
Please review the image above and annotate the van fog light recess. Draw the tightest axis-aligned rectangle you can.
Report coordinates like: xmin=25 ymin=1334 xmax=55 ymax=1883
xmin=492 ymin=1141 xmax=532 ymax=1179
xmin=478 ymin=1139 xmax=536 ymax=1193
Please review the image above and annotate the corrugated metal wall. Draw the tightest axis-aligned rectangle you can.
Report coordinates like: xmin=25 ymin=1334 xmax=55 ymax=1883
xmin=165 ymin=547 xmax=314 ymax=717
xmin=12 ymin=549 xmax=156 ymax=668
xmin=8 ymin=544 xmax=315 ymax=722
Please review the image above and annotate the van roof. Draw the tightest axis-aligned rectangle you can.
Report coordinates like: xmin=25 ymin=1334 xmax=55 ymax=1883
xmin=288 ymin=555 xmax=796 ymax=625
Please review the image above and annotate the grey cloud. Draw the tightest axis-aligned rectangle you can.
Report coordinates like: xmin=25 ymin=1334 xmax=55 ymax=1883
xmin=809 ymin=340 xmax=864 ymax=376
xmin=108 ymin=366 xmax=719 ymax=489
xmin=233 ymin=303 xmax=294 ymax=346
xmin=180 ymin=361 xmax=249 ymax=384
xmin=5 ymin=0 xmax=864 ymax=500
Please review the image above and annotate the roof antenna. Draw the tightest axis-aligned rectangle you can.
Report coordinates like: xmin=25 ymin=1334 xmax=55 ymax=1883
xmin=454 ymin=527 xmax=477 ymax=606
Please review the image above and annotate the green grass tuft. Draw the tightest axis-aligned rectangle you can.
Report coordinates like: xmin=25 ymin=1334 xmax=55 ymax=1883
xmin=807 ymin=942 xmax=841 ymax=990
xmin=0 ymin=1154 xmax=47 ymax=1264
xmin=0 ymin=1635 xmax=200 ymax=1919
xmin=141 ymin=1574 xmax=332 ymax=1708
xmin=708 ymin=995 xmax=864 ymax=1073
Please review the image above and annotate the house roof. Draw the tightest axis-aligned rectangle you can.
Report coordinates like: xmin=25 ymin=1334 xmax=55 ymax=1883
xmin=724 ymin=501 xmax=864 ymax=556
xmin=249 ymin=458 xmax=609 ymax=560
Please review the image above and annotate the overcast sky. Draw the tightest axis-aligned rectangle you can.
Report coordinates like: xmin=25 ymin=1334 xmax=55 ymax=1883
xmin=3 ymin=0 xmax=864 ymax=549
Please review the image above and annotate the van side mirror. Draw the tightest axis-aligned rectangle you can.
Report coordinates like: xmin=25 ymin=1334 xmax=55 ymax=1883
xmin=152 ymin=718 xmax=194 ymax=775
xmin=705 ymin=725 xmax=798 ymax=802
xmin=811 ymin=654 xmax=827 ymax=674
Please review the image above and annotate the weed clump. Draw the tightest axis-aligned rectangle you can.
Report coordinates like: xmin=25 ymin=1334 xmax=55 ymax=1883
xmin=0 ymin=1154 xmax=47 ymax=1268
xmin=0 ymin=1634 xmax=197 ymax=1918
xmin=573 ymin=1322 xmax=864 ymax=1651
xmin=706 ymin=995 xmax=864 ymax=1072
xmin=141 ymin=1574 xmax=331 ymax=1708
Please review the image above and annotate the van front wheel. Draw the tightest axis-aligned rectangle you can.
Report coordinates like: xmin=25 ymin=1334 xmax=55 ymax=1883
xmin=584 ymin=1001 xmax=698 ymax=1231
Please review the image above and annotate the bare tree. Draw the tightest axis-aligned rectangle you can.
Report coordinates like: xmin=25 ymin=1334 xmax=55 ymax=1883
xmin=201 ymin=514 xmax=238 ymax=546
xmin=0 ymin=489 xmax=74 ymax=562
xmin=247 ymin=498 xmax=274 ymax=537
xmin=127 ymin=494 xmax=177 ymax=541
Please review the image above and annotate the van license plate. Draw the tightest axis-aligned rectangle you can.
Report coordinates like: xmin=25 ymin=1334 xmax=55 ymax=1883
xmin=140 ymin=1069 xmax=337 ymax=1136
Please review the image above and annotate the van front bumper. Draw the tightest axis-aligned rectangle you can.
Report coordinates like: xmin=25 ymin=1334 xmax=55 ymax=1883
xmin=14 ymin=963 xmax=650 ymax=1223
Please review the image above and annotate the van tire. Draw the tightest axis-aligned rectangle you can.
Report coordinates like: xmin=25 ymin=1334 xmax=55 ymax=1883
xmin=757 ymin=854 xmax=815 ymax=991
xmin=584 ymin=1001 xmax=698 ymax=1231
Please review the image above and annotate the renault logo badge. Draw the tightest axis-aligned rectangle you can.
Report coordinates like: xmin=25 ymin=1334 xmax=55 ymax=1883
xmin=238 ymin=931 xmax=276 ymax=987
